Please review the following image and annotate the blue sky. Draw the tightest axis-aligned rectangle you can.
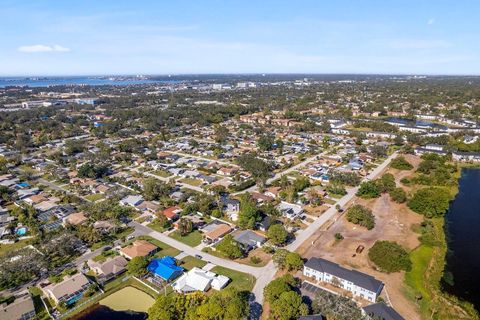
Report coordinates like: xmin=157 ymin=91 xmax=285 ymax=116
xmin=1 ymin=0 xmax=479 ymax=75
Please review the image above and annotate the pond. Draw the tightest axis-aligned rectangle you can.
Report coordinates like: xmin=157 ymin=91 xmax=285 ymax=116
xmin=443 ymin=168 xmax=480 ymax=312
xmin=73 ymin=286 xmax=155 ymax=320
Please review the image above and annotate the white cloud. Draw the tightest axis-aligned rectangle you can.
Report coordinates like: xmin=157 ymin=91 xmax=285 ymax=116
xmin=18 ymin=44 xmax=71 ymax=53
xmin=428 ymin=18 xmax=435 ymax=25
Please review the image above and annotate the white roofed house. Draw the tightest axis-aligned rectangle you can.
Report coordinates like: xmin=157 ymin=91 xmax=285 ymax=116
xmin=172 ymin=267 xmax=229 ymax=293
xmin=277 ymin=201 xmax=304 ymax=220
xmin=119 ymin=195 xmax=144 ymax=208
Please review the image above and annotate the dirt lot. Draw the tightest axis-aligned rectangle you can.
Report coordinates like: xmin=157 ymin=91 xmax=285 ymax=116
xmin=300 ymin=154 xmax=424 ymax=320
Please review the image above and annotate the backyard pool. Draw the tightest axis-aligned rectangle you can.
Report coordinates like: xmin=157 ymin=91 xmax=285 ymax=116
xmin=16 ymin=227 xmax=27 ymax=236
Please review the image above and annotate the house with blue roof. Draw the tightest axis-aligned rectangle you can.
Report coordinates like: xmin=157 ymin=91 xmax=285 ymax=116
xmin=147 ymin=256 xmax=183 ymax=281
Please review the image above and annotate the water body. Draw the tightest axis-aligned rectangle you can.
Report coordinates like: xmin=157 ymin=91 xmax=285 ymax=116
xmin=443 ymin=168 xmax=480 ymax=311
xmin=72 ymin=304 xmax=147 ymax=320
xmin=0 ymin=77 xmax=176 ymax=88
xmin=387 ymin=117 xmax=447 ymax=130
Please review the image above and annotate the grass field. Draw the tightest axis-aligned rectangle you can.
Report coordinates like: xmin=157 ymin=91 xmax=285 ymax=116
xmin=85 ymin=193 xmax=104 ymax=202
xmin=211 ymin=266 xmax=256 ymax=292
xmin=100 ymin=286 xmax=155 ymax=312
xmin=179 ymin=178 xmax=203 ymax=186
xmin=137 ymin=236 xmax=181 ymax=258
xmin=0 ymin=239 xmax=31 ymax=257
xmin=147 ymin=220 xmax=168 ymax=233
xmin=153 ymin=170 xmax=172 ymax=178
xmin=169 ymin=230 xmax=202 ymax=247
xmin=179 ymin=255 xmax=207 ymax=270
xmin=405 ymin=245 xmax=434 ymax=316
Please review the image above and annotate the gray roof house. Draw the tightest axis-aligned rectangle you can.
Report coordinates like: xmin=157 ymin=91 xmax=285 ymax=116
xmin=0 ymin=291 xmax=36 ymax=320
xmin=363 ymin=302 xmax=405 ymax=320
xmin=304 ymin=257 xmax=384 ymax=302
xmin=277 ymin=201 xmax=304 ymax=220
xmin=233 ymin=230 xmax=266 ymax=252
xmin=119 ymin=195 xmax=144 ymax=208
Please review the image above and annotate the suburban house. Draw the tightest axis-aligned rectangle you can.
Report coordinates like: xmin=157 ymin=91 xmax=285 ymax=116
xmin=256 ymin=214 xmax=273 ymax=232
xmin=277 ymin=201 xmax=304 ymax=220
xmin=173 ymin=215 xmax=204 ymax=230
xmin=216 ymin=167 xmax=238 ymax=176
xmin=201 ymin=221 xmax=232 ymax=244
xmin=147 ymin=256 xmax=184 ymax=281
xmin=304 ymin=257 xmax=384 ymax=302
xmin=119 ymin=195 xmax=144 ymax=208
xmin=363 ymin=302 xmax=405 ymax=320
xmin=264 ymin=187 xmax=281 ymax=198
xmin=222 ymin=197 xmax=240 ymax=221
xmin=87 ymin=256 xmax=128 ymax=283
xmin=161 ymin=206 xmax=182 ymax=221
xmin=120 ymin=240 xmax=158 ymax=260
xmin=0 ymin=291 xmax=36 ymax=320
xmin=42 ymin=273 xmax=91 ymax=305
xmin=63 ymin=211 xmax=88 ymax=226
xmin=172 ymin=267 xmax=229 ymax=293
xmin=233 ymin=230 xmax=266 ymax=252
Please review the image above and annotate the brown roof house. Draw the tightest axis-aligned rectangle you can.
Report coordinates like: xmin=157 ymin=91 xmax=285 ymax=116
xmin=87 ymin=256 xmax=128 ymax=283
xmin=0 ymin=291 xmax=36 ymax=320
xmin=63 ymin=212 xmax=88 ymax=226
xmin=42 ymin=273 xmax=90 ymax=305
xmin=120 ymin=240 xmax=158 ymax=260
xmin=202 ymin=222 xmax=232 ymax=244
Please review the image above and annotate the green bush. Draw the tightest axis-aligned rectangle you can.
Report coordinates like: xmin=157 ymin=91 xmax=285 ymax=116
xmin=368 ymin=240 xmax=412 ymax=272
xmin=346 ymin=204 xmax=375 ymax=230
xmin=390 ymin=187 xmax=407 ymax=203
xmin=390 ymin=156 xmax=413 ymax=170
xmin=407 ymin=187 xmax=451 ymax=218
xmin=356 ymin=181 xmax=381 ymax=199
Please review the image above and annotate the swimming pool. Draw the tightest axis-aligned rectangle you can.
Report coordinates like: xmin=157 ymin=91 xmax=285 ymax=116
xmin=16 ymin=227 xmax=27 ymax=236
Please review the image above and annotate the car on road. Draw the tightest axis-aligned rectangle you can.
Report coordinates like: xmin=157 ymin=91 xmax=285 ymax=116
xmin=195 ymin=254 xmax=203 ymax=259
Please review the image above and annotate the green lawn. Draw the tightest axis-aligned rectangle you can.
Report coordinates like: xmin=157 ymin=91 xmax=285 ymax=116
xmin=404 ymin=245 xmax=434 ymax=316
xmin=211 ymin=266 xmax=256 ymax=292
xmin=147 ymin=220 xmax=168 ymax=233
xmin=85 ymin=193 xmax=104 ymax=201
xmin=0 ymin=239 xmax=31 ymax=257
xmin=179 ymin=178 xmax=203 ymax=186
xmin=169 ymin=230 xmax=202 ymax=247
xmin=137 ymin=236 xmax=181 ymax=258
xmin=178 ymin=255 xmax=207 ymax=270
xmin=153 ymin=170 xmax=172 ymax=178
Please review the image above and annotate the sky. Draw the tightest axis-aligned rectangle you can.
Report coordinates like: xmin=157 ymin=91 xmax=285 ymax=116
xmin=1 ymin=0 xmax=479 ymax=76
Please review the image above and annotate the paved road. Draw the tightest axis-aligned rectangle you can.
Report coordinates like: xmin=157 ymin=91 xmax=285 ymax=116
xmin=37 ymin=178 xmax=91 ymax=202
xmin=167 ymin=150 xmax=236 ymax=167
xmin=250 ymin=151 xmax=398 ymax=305
xmin=128 ymin=152 xmax=398 ymax=309
xmin=142 ymin=171 xmax=205 ymax=193
xmin=129 ymin=221 xmax=260 ymax=275
xmin=235 ymin=152 xmax=323 ymax=195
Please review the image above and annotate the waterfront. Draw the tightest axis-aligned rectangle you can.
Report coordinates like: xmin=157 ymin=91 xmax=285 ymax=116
xmin=73 ymin=286 xmax=154 ymax=320
xmin=443 ymin=168 xmax=480 ymax=312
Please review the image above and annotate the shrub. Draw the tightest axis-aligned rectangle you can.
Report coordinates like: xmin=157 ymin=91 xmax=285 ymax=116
xmin=334 ymin=233 xmax=344 ymax=240
xmin=368 ymin=240 xmax=411 ymax=272
xmin=356 ymin=181 xmax=380 ymax=199
xmin=346 ymin=205 xmax=375 ymax=230
xmin=390 ymin=156 xmax=413 ymax=170
xmin=390 ymin=187 xmax=407 ymax=203
xmin=407 ymin=187 xmax=451 ymax=218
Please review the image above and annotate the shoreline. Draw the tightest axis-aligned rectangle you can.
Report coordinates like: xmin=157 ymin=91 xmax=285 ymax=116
xmin=405 ymin=165 xmax=480 ymax=320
